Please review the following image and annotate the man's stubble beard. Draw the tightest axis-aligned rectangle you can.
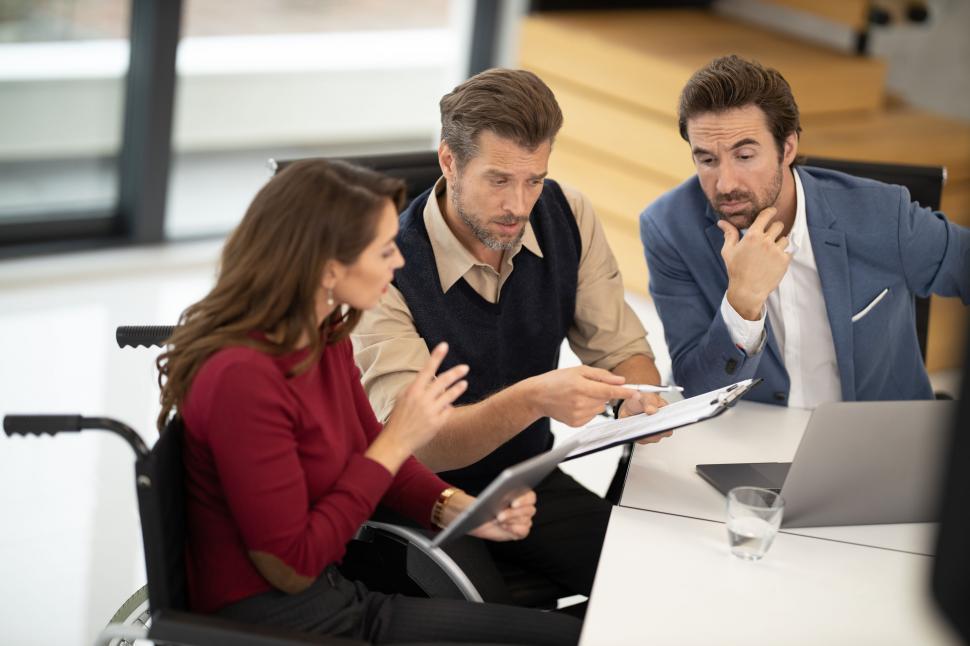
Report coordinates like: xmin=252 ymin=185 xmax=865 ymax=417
xmin=711 ymin=162 xmax=784 ymax=229
xmin=451 ymin=174 xmax=527 ymax=251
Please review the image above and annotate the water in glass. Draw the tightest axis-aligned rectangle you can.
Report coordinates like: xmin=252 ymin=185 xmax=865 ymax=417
xmin=726 ymin=486 xmax=784 ymax=560
xmin=728 ymin=516 xmax=777 ymax=560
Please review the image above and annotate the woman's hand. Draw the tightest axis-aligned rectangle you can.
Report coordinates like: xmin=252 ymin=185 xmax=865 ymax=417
xmin=439 ymin=489 xmax=537 ymax=542
xmin=366 ymin=342 xmax=468 ymax=473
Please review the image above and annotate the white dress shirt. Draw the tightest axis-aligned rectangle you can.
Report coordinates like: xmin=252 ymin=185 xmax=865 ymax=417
xmin=720 ymin=168 xmax=842 ymax=409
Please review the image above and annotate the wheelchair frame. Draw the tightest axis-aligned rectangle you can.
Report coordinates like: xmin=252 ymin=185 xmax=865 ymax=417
xmin=2 ymin=326 xmax=481 ymax=646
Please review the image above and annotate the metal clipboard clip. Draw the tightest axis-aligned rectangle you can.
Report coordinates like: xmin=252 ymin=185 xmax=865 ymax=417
xmin=709 ymin=379 xmax=763 ymax=408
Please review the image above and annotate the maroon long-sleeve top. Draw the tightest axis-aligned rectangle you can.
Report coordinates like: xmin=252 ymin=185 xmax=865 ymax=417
xmin=181 ymin=337 xmax=447 ymax=613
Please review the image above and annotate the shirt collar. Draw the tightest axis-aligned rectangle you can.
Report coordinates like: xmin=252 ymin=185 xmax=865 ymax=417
xmin=422 ymin=176 xmax=543 ymax=293
xmin=787 ymin=166 xmax=808 ymax=254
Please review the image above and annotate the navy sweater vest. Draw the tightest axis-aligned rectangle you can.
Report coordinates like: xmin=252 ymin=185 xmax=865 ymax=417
xmin=393 ymin=180 xmax=581 ymax=493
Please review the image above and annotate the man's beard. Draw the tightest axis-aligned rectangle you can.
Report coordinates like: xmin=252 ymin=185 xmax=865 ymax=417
xmin=710 ymin=163 xmax=784 ymax=229
xmin=451 ymin=177 xmax=528 ymax=251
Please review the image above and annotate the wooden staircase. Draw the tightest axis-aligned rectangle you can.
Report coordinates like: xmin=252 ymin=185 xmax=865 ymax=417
xmin=518 ymin=8 xmax=970 ymax=371
xmin=765 ymin=0 xmax=869 ymax=31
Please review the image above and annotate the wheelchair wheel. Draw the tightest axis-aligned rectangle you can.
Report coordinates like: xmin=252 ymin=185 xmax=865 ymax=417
xmin=105 ymin=585 xmax=150 ymax=646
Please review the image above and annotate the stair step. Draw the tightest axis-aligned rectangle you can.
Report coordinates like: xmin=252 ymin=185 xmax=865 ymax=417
xmin=801 ymin=107 xmax=970 ymax=185
xmin=601 ymin=218 xmax=649 ymax=302
xmin=550 ymin=140 xmax=672 ymax=230
xmin=520 ymin=9 xmax=887 ymax=118
xmin=549 ymin=141 xmax=661 ymax=295
xmin=549 ymin=77 xmax=692 ymax=184
xmin=761 ymin=0 xmax=869 ymax=30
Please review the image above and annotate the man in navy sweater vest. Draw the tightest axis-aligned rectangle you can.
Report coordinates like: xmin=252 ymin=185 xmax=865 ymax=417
xmin=354 ymin=69 xmax=666 ymax=606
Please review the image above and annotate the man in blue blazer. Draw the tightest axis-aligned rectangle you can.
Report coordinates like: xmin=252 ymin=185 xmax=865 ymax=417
xmin=640 ymin=55 xmax=970 ymax=407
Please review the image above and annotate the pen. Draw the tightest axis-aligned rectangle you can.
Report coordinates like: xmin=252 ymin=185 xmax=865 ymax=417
xmin=600 ymin=385 xmax=684 ymax=418
xmin=622 ymin=384 xmax=684 ymax=393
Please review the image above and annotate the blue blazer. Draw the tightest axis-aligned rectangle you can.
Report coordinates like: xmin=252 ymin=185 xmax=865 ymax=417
xmin=640 ymin=166 xmax=970 ymax=405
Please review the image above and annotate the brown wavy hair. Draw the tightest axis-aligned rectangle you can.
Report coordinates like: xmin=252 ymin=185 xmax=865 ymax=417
xmin=678 ymin=55 xmax=802 ymax=157
xmin=440 ymin=68 xmax=563 ymax=168
xmin=156 ymin=159 xmax=405 ymax=431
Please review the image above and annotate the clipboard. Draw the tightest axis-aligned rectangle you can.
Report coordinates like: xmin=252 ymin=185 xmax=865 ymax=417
xmin=429 ymin=436 xmax=579 ymax=549
xmin=563 ymin=378 xmax=762 ymax=461
xmin=430 ymin=379 xmax=760 ymax=548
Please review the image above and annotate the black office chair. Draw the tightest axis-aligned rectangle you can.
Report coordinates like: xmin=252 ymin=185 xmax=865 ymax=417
xmin=3 ymin=413 xmax=364 ymax=646
xmin=799 ymin=156 xmax=948 ymax=361
xmin=268 ymin=151 xmax=442 ymax=203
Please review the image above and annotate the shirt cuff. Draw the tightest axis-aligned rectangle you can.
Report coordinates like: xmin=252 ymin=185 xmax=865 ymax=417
xmin=393 ymin=457 xmax=450 ymax=529
xmin=719 ymin=294 xmax=767 ymax=355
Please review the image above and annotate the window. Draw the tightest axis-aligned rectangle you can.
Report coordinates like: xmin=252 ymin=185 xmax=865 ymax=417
xmin=166 ymin=0 xmax=463 ymax=236
xmin=0 ymin=1 xmax=130 ymax=231
xmin=0 ymin=0 xmax=498 ymax=252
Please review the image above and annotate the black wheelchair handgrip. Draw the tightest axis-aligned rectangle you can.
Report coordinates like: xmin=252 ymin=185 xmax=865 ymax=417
xmin=3 ymin=415 xmax=84 ymax=436
xmin=116 ymin=325 xmax=175 ymax=348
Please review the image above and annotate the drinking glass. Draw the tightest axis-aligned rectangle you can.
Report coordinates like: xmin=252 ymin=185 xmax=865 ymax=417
xmin=726 ymin=486 xmax=784 ymax=560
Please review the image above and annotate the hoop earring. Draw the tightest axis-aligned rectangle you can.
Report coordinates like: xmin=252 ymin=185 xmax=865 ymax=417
xmin=326 ymin=288 xmax=334 ymax=307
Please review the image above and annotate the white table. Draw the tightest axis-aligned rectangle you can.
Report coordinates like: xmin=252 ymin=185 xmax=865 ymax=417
xmin=620 ymin=400 xmax=936 ymax=554
xmin=581 ymin=507 xmax=959 ymax=646
xmin=579 ymin=401 xmax=957 ymax=645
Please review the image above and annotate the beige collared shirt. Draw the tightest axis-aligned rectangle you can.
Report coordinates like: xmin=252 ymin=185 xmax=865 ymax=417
xmin=353 ymin=176 xmax=653 ymax=421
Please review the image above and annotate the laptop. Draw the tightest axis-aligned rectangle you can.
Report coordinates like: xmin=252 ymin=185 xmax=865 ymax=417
xmin=696 ymin=400 xmax=956 ymax=528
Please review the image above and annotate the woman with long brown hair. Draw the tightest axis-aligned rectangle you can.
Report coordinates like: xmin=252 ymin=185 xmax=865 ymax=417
xmin=156 ymin=159 xmax=580 ymax=644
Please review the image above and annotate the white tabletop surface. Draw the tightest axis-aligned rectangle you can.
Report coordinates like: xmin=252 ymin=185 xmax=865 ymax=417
xmin=620 ymin=400 xmax=937 ymax=554
xmin=581 ymin=507 xmax=959 ymax=646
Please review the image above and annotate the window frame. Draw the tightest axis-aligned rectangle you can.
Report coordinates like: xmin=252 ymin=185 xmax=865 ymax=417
xmin=0 ymin=0 xmax=503 ymax=258
xmin=0 ymin=0 xmax=183 ymax=258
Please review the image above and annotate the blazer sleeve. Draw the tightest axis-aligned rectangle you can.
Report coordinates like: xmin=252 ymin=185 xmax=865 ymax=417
xmin=896 ymin=186 xmax=970 ymax=304
xmin=640 ymin=206 xmax=765 ymax=397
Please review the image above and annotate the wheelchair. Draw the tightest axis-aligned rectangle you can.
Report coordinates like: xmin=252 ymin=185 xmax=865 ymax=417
xmin=4 ymin=320 xmax=573 ymax=645
xmin=2 ymin=328 xmax=480 ymax=646
xmin=4 ymin=410 xmax=373 ymax=646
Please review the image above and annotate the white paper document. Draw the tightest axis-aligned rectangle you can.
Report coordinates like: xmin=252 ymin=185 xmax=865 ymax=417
xmin=565 ymin=379 xmax=757 ymax=460
xmin=428 ymin=379 xmax=759 ymax=546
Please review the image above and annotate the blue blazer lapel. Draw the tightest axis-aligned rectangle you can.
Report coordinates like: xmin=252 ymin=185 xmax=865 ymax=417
xmin=704 ymin=217 xmax=725 ymax=273
xmin=704 ymin=208 xmax=785 ymax=368
xmin=801 ymin=169 xmax=856 ymax=400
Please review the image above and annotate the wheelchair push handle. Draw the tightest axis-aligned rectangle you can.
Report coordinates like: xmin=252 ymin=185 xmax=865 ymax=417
xmin=3 ymin=414 xmax=84 ymax=436
xmin=116 ymin=325 xmax=176 ymax=349
xmin=3 ymin=414 xmax=150 ymax=458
